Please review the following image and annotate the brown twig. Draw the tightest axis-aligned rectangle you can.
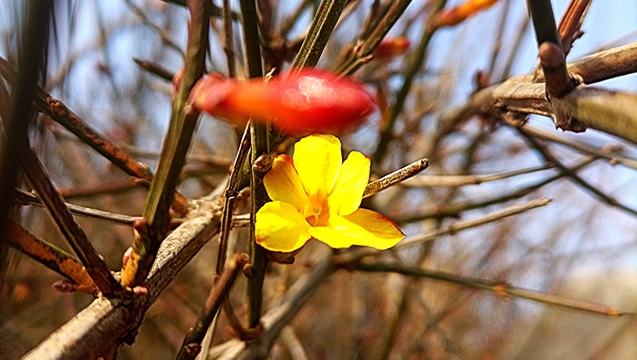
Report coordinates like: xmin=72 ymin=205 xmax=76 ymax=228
xmin=22 ymin=147 xmax=119 ymax=295
xmin=176 ymin=253 xmax=247 ymax=360
xmin=240 ymin=0 xmax=269 ymax=330
xmin=538 ymin=41 xmax=577 ymax=98
xmin=0 ymin=58 xmax=152 ymax=180
xmin=120 ymin=0 xmax=210 ymax=288
xmin=352 ymin=261 xmax=624 ymax=316
xmin=557 ymin=0 xmax=592 ymax=55
xmin=397 ymin=158 xmax=593 ymax=223
xmin=56 ymin=178 xmax=141 ymax=199
xmin=0 ymin=59 xmax=192 ymax=214
xmin=335 ymin=198 xmax=552 ymax=265
xmin=133 ymin=58 xmax=175 ymax=81
xmin=24 ymin=199 xmax=223 ymax=359
xmin=520 ymin=123 xmax=637 ymax=170
xmin=13 ymin=188 xmax=140 ymax=225
xmin=517 ymin=127 xmax=637 ymax=217
xmin=399 ymin=163 xmax=553 ymax=187
xmin=565 ymin=41 xmax=637 ymax=85
xmin=363 ymin=158 xmax=429 ymax=198
xmin=223 ymin=0 xmax=237 ymax=77
xmin=439 ymin=41 xmax=637 ymax=143
xmin=3 ymin=219 xmax=97 ymax=294
xmin=217 ymin=126 xmax=251 ymax=274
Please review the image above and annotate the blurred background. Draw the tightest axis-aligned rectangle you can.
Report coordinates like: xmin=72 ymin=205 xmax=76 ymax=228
xmin=1 ymin=0 xmax=637 ymax=359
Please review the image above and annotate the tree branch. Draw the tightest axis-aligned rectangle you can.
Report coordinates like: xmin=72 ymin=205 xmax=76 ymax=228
xmin=23 ymin=199 xmax=222 ymax=360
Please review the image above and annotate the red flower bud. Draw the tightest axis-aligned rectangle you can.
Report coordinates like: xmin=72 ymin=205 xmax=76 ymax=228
xmin=431 ymin=0 xmax=499 ymax=29
xmin=189 ymin=68 xmax=376 ymax=135
xmin=373 ymin=37 xmax=411 ymax=60
xmin=172 ymin=69 xmax=184 ymax=95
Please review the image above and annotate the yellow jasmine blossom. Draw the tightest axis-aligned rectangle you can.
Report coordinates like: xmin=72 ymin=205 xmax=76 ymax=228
xmin=255 ymin=134 xmax=405 ymax=253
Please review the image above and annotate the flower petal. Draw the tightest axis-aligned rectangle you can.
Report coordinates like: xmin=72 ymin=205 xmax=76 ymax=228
xmin=255 ymin=201 xmax=312 ymax=252
xmin=293 ymin=134 xmax=342 ymax=196
xmin=308 ymin=209 xmax=404 ymax=250
xmin=264 ymin=155 xmax=308 ymax=211
xmin=329 ymin=151 xmax=370 ymax=216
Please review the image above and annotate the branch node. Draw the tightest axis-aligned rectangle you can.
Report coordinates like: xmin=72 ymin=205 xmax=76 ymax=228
xmin=538 ymin=41 xmax=577 ymax=99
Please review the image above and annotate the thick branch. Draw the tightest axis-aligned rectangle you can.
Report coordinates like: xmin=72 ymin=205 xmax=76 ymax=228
xmin=440 ymin=41 xmax=637 ymax=144
xmin=24 ymin=200 xmax=222 ymax=360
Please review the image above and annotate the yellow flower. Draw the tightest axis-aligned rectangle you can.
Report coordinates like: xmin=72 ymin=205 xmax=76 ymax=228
xmin=255 ymin=134 xmax=405 ymax=253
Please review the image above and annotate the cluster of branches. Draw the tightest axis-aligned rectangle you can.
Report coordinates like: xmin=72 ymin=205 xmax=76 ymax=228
xmin=1 ymin=0 xmax=637 ymax=359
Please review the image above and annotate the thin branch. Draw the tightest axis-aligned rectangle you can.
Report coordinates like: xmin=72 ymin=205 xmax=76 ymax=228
xmin=520 ymin=124 xmax=637 ymax=170
xmin=217 ymin=126 xmax=251 ymax=274
xmin=223 ymin=0 xmax=237 ymax=77
xmin=372 ymin=0 xmax=447 ymax=163
xmin=499 ymin=11 xmax=531 ymax=81
xmin=0 ymin=57 xmax=153 ymax=180
xmin=22 ymin=147 xmax=118 ymax=295
xmin=557 ymin=0 xmax=592 ymax=55
xmin=3 ymin=219 xmax=97 ymax=294
xmin=518 ymin=128 xmax=637 ymax=217
xmin=335 ymin=198 xmax=552 ymax=265
xmin=121 ymin=0 xmax=210 ymax=288
xmin=399 ymin=163 xmax=553 ymax=188
xmin=14 ymin=189 xmax=139 ymax=225
xmin=398 ymin=158 xmax=593 ymax=223
xmin=216 ymin=247 xmax=335 ymax=360
xmin=334 ymin=0 xmax=414 ymax=75
xmin=487 ymin=0 xmax=513 ymax=77
xmin=363 ymin=158 xmax=429 ymax=197
xmin=352 ymin=261 xmax=625 ymax=316
xmin=240 ymin=0 xmax=269 ymax=329
xmin=119 ymin=144 xmax=234 ymax=167
xmin=56 ymin=178 xmax=142 ymax=199
xmin=133 ymin=58 xmax=175 ymax=81
xmin=560 ymin=41 xmax=637 ymax=85
xmin=123 ymin=0 xmax=183 ymax=54
xmin=176 ymin=254 xmax=247 ymax=360
xmin=279 ymin=326 xmax=309 ymax=360
xmin=292 ymin=0 xmax=349 ymax=68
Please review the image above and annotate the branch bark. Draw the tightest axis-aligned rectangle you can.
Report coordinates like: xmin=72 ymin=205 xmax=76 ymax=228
xmin=440 ymin=41 xmax=637 ymax=144
xmin=23 ymin=199 xmax=222 ymax=360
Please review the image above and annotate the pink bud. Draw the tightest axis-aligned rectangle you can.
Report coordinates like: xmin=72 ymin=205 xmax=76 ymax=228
xmin=172 ymin=69 xmax=184 ymax=95
xmin=373 ymin=37 xmax=411 ymax=60
xmin=52 ymin=280 xmax=75 ymax=293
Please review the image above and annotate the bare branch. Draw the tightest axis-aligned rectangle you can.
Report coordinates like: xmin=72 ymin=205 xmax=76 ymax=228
xmin=23 ymin=200 xmax=222 ymax=360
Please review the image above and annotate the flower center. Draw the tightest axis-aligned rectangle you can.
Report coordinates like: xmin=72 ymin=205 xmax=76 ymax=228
xmin=303 ymin=193 xmax=329 ymax=227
